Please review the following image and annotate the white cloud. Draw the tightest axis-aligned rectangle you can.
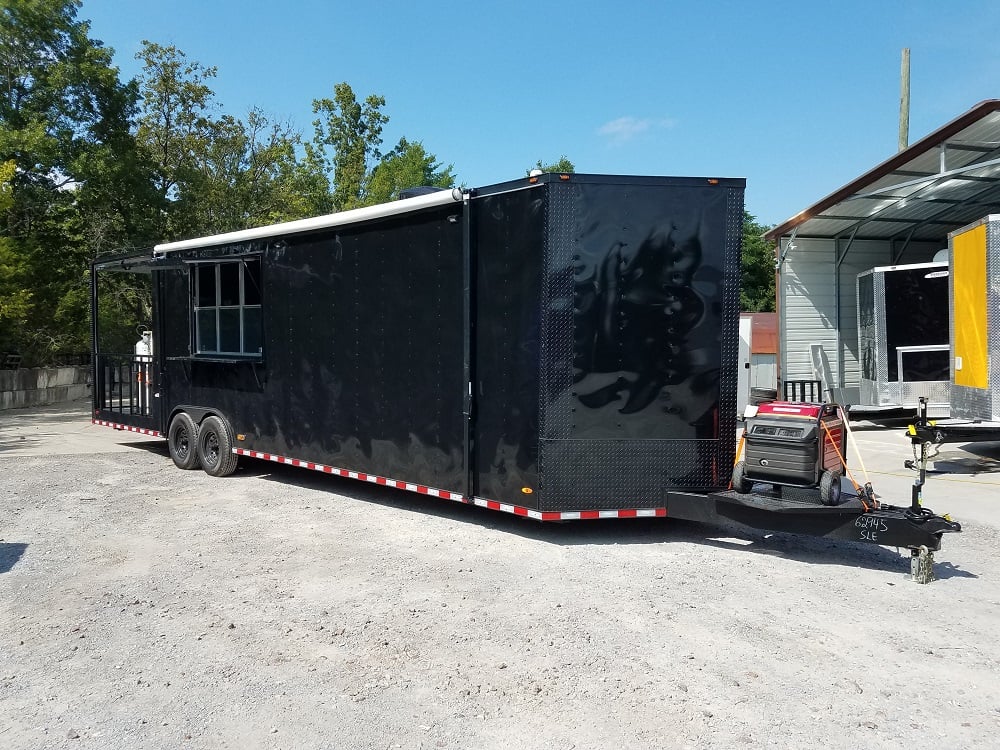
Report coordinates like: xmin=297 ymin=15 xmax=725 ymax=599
xmin=597 ymin=116 xmax=676 ymax=144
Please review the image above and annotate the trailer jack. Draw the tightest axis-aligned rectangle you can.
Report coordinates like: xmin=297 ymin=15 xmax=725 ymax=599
xmin=900 ymin=397 xmax=961 ymax=582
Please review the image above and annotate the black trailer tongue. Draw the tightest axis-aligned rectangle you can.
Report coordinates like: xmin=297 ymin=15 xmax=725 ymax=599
xmin=664 ymin=489 xmax=960 ymax=553
xmin=666 ymin=397 xmax=961 ymax=582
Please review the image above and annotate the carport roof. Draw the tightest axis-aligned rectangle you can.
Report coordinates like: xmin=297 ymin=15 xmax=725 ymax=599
xmin=765 ymin=99 xmax=1000 ymax=244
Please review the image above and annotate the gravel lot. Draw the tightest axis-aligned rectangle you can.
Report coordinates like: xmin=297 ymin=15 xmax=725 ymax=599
xmin=2 ymin=401 xmax=1000 ymax=749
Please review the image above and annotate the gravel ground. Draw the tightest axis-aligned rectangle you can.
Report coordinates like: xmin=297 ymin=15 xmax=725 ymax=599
xmin=2 ymin=404 xmax=1000 ymax=749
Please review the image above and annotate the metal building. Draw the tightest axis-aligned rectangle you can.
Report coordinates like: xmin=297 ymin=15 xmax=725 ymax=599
xmin=765 ymin=100 xmax=1000 ymax=409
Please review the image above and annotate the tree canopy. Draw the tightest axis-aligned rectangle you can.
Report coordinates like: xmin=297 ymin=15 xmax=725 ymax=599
xmin=367 ymin=137 xmax=455 ymax=204
xmin=0 ymin=1 xmax=457 ymax=365
xmin=1 ymin=0 xmax=777 ymax=365
xmin=1 ymin=0 xmax=149 ymax=363
xmin=741 ymin=211 xmax=776 ymax=312
xmin=532 ymin=156 xmax=575 ymax=174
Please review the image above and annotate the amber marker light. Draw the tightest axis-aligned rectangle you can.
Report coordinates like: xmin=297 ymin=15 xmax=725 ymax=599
xmin=707 ymin=178 xmax=720 ymax=185
xmin=521 ymin=487 xmax=534 ymax=495
xmin=559 ymin=174 xmax=571 ymax=180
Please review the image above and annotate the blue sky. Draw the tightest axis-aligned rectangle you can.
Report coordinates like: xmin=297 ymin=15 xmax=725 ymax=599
xmin=82 ymin=0 xmax=1000 ymax=226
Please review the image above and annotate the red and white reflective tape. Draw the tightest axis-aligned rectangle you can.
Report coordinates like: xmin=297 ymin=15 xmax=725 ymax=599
xmin=92 ymin=418 xmax=162 ymax=437
xmin=232 ymin=447 xmax=666 ymax=522
xmin=232 ymin=448 xmax=465 ymax=501
xmin=468 ymin=498 xmax=666 ymax=521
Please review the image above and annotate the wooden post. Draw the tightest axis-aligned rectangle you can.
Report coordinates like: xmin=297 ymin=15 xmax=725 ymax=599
xmin=899 ymin=48 xmax=910 ymax=152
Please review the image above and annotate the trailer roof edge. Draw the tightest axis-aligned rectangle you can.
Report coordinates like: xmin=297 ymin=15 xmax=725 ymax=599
xmin=153 ymin=188 xmax=465 ymax=254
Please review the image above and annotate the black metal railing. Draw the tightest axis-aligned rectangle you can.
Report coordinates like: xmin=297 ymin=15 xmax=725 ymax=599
xmin=783 ymin=379 xmax=824 ymax=403
xmin=95 ymin=352 xmax=155 ymax=417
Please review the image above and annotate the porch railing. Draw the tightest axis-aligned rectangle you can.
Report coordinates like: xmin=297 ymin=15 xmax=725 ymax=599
xmin=94 ymin=352 xmax=155 ymax=417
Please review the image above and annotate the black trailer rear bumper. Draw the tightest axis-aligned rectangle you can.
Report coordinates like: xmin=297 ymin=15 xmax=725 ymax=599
xmin=664 ymin=490 xmax=961 ymax=551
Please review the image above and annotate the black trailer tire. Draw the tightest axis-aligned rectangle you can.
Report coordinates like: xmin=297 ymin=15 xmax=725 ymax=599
xmin=819 ymin=470 xmax=843 ymax=506
xmin=731 ymin=461 xmax=750 ymax=494
xmin=167 ymin=412 xmax=200 ymax=470
xmin=749 ymin=387 xmax=778 ymax=406
xmin=197 ymin=415 xmax=239 ymax=477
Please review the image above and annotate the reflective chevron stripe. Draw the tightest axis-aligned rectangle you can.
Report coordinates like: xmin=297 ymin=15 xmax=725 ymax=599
xmin=231 ymin=447 xmax=666 ymax=522
xmin=92 ymin=419 xmax=162 ymax=437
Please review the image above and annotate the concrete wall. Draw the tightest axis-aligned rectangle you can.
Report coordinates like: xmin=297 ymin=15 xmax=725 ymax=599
xmin=0 ymin=366 xmax=90 ymax=410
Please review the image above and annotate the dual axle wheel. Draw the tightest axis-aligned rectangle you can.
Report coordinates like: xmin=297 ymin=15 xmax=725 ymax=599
xmin=167 ymin=412 xmax=239 ymax=477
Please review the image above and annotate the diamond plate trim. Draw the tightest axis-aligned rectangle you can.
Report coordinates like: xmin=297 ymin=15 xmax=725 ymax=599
xmin=539 ymin=182 xmax=576 ymax=441
xmin=951 ymin=217 xmax=1000 ymax=421
xmin=719 ymin=187 xmax=743 ymax=461
xmin=539 ymin=439 xmax=724 ymax=510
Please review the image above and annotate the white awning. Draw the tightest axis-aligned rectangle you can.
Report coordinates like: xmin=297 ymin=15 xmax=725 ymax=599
xmin=153 ymin=188 xmax=465 ymax=254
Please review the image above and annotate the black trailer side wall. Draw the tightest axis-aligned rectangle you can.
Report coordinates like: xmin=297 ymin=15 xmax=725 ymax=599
xmin=158 ymin=204 xmax=468 ymax=493
xmin=144 ymin=174 xmax=742 ymax=513
xmin=471 ymin=176 xmax=743 ymax=510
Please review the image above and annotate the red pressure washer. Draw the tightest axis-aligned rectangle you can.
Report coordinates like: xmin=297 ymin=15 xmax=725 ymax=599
xmin=731 ymin=401 xmax=873 ymax=507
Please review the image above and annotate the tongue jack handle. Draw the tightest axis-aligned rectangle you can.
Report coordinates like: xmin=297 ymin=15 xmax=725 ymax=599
xmin=905 ymin=396 xmax=942 ymax=515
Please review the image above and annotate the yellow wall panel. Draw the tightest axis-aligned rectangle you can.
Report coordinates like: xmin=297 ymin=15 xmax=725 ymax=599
xmin=952 ymin=224 xmax=988 ymax=389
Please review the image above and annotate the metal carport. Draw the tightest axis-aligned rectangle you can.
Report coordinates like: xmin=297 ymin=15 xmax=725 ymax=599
xmin=765 ymin=99 xmax=1000 ymax=405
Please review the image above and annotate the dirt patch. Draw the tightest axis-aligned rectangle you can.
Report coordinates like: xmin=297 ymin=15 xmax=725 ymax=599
xmin=2 ymin=434 xmax=999 ymax=748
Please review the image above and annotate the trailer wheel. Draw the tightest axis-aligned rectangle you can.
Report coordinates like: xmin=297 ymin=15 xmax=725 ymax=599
xmin=197 ymin=415 xmax=239 ymax=477
xmin=167 ymin=412 xmax=200 ymax=470
xmin=819 ymin=470 xmax=843 ymax=506
xmin=731 ymin=461 xmax=750 ymax=494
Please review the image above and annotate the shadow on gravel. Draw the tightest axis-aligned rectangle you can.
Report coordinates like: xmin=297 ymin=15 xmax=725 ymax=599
xmin=0 ymin=436 xmax=43 ymax=453
xmin=119 ymin=440 xmax=170 ymax=457
xmin=0 ymin=542 xmax=28 ymax=573
xmin=3 ymin=409 xmax=92 ymax=427
xmin=931 ymin=441 xmax=1000 ymax=476
xmin=243 ymin=457 xmax=973 ymax=577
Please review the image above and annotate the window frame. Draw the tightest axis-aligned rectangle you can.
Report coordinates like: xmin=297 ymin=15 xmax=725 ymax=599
xmin=191 ymin=257 xmax=263 ymax=358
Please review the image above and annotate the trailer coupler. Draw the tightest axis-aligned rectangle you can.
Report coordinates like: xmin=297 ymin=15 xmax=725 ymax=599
xmin=866 ymin=503 xmax=962 ymax=551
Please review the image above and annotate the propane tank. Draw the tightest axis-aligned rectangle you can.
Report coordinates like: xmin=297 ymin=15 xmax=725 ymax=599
xmin=134 ymin=330 xmax=153 ymax=357
xmin=134 ymin=330 xmax=153 ymax=414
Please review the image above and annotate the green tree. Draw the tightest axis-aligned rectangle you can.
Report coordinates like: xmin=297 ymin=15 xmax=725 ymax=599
xmin=180 ymin=109 xmax=305 ymax=233
xmin=1 ymin=0 xmax=148 ymax=363
xmin=741 ymin=210 xmax=776 ymax=312
xmin=0 ymin=159 xmax=30 ymax=344
xmin=309 ymin=82 xmax=388 ymax=210
xmin=136 ymin=44 xmax=325 ymax=237
xmin=366 ymin=137 xmax=455 ymax=204
xmin=531 ymin=156 xmax=576 ymax=174
xmin=134 ymin=40 xmax=218 ymax=237
xmin=0 ymin=159 xmax=13 ymax=211
xmin=272 ymin=143 xmax=333 ymax=218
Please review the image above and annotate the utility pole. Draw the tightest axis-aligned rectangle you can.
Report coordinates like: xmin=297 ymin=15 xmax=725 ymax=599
xmin=899 ymin=48 xmax=910 ymax=152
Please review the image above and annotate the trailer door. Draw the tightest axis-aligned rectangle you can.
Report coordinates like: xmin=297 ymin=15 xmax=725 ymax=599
xmin=91 ymin=255 xmax=164 ymax=435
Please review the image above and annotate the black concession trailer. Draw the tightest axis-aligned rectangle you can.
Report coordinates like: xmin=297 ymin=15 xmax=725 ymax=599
xmin=91 ymin=173 xmax=959 ymax=561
